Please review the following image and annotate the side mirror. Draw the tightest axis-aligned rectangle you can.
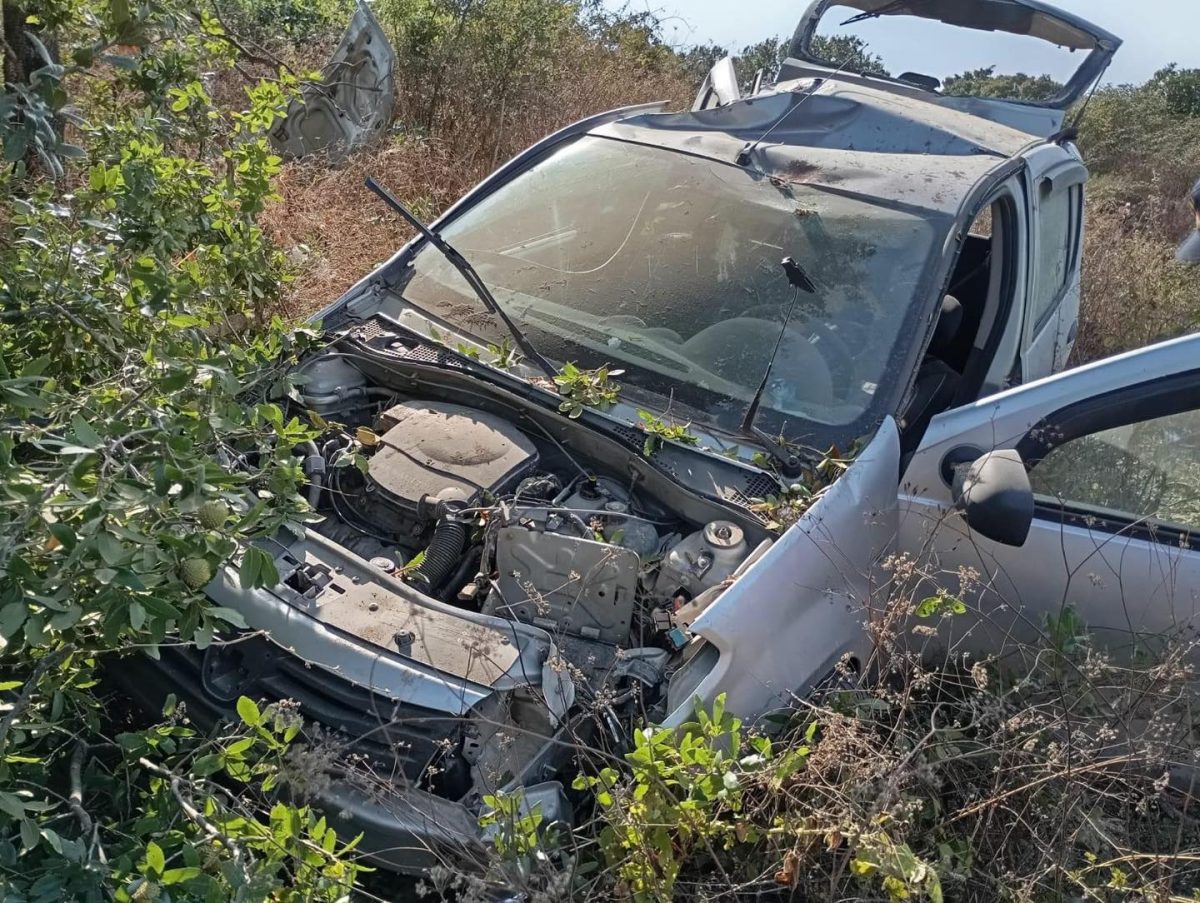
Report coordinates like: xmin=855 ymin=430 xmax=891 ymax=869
xmin=953 ymin=449 xmax=1034 ymax=547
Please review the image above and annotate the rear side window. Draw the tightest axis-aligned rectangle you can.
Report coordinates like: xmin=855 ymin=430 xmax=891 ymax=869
xmin=1029 ymin=181 xmax=1080 ymax=330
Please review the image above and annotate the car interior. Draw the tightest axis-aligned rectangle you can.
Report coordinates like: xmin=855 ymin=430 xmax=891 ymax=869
xmin=901 ymin=197 xmax=1015 ymax=450
xmin=404 ymin=161 xmax=934 ymax=428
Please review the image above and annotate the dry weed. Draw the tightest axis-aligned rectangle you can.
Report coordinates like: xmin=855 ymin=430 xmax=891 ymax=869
xmin=258 ymin=31 xmax=692 ymax=314
xmin=1076 ymin=193 xmax=1200 ymax=364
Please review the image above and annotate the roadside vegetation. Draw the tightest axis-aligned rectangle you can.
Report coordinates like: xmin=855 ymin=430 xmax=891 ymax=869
xmin=3 ymin=0 xmax=1200 ymax=900
xmin=470 ymin=597 xmax=1200 ymax=901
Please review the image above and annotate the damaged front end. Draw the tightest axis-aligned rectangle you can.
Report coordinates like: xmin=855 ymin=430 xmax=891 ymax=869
xmin=119 ymin=328 xmax=812 ymax=872
xmin=115 ymin=27 xmax=1017 ymax=863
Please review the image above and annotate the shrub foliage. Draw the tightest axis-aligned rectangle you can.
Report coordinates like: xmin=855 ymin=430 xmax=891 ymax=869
xmin=0 ymin=0 xmax=360 ymax=898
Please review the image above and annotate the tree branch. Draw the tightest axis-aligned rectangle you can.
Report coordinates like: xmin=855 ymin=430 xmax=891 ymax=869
xmin=137 ymin=756 xmax=249 ymax=873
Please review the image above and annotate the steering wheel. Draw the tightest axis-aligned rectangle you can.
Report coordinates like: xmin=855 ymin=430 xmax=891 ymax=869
xmin=738 ymin=308 xmax=858 ymax=400
xmin=803 ymin=322 xmax=858 ymax=399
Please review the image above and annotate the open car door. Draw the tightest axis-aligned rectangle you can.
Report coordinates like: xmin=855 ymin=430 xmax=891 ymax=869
xmin=783 ymin=0 xmax=1121 ymax=136
xmin=269 ymin=1 xmax=396 ymax=160
xmin=900 ymin=334 xmax=1200 ymax=661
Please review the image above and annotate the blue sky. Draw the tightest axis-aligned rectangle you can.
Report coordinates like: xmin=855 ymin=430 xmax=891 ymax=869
xmin=609 ymin=0 xmax=1198 ymax=86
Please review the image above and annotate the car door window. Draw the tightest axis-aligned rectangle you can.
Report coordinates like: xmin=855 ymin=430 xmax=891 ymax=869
xmin=1029 ymin=408 xmax=1200 ymax=533
xmin=1029 ymin=181 xmax=1080 ymax=331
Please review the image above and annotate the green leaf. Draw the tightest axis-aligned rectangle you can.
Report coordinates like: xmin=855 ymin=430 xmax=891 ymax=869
xmin=70 ymin=415 xmax=103 ymax=450
xmin=0 ymin=792 xmax=25 ymax=818
xmin=193 ymin=754 xmax=222 ymax=777
xmin=225 ymin=737 xmax=254 ymax=758
xmin=208 ymin=607 xmax=246 ymax=629
xmin=145 ymin=840 xmax=165 ymax=876
xmin=110 ymin=0 xmax=130 ymax=28
xmin=238 ymin=548 xmax=262 ymax=588
xmin=162 ymin=867 xmax=202 ymax=885
xmin=19 ymin=818 xmax=38 ymax=851
xmin=47 ymin=523 xmax=76 ymax=550
xmin=238 ymin=546 xmax=279 ymax=589
xmin=96 ymin=531 xmax=126 ymax=566
xmin=0 ymin=604 xmax=27 ymax=640
xmin=236 ymin=696 xmax=261 ymax=727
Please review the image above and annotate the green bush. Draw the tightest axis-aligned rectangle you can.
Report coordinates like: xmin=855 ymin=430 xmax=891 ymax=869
xmin=477 ymin=601 xmax=1200 ymax=902
xmin=0 ymin=1 xmax=359 ymax=897
xmin=221 ymin=0 xmax=354 ymax=43
xmin=1152 ymin=64 xmax=1200 ymax=118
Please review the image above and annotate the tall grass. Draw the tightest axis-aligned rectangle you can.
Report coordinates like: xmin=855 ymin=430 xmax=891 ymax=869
xmin=252 ymin=0 xmax=694 ymax=313
xmin=1073 ymin=81 xmax=1200 ymax=362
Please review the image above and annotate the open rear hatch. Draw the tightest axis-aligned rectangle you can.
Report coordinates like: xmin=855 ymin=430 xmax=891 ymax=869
xmin=782 ymin=0 xmax=1121 ymax=135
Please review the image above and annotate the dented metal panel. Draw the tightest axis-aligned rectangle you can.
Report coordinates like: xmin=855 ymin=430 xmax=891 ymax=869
xmin=594 ymin=82 xmax=1012 ymax=219
xmin=270 ymin=1 xmax=396 ymax=160
xmin=662 ymin=418 xmax=901 ymax=726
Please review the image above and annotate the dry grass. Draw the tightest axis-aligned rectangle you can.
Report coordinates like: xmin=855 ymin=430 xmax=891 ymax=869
xmin=406 ymin=555 xmax=1200 ymax=902
xmin=261 ymin=138 xmax=456 ymax=315
xmin=1073 ymin=87 xmax=1200 ymax=364
xmin=1075 ymin=193 xmax=1200 ymax=364
xmin=260 ymin=37 xmax=692 ymax=315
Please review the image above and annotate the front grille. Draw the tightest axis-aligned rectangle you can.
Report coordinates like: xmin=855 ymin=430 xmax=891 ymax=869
xmin=256 ymin=653 xmax=464 ymax=784
xmin=112 ymin=637 xmax=469 ymax=795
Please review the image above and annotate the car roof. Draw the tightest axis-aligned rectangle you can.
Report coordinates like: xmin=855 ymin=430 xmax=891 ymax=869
xmin=592 ymin=77 xmax=1033 ymax=219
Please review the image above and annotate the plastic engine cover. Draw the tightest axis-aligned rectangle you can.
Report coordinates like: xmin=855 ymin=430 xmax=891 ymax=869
xmin=369 ymin=402 xmax=537 ymax=511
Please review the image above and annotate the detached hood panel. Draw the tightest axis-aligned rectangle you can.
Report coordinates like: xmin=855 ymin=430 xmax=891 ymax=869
xmin=270 ymin=1 xmax=397 ymax=160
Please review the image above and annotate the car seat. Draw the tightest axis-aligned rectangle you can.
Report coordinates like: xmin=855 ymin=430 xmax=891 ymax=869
xmin=901 ymin=296 xmax=965 ymax=450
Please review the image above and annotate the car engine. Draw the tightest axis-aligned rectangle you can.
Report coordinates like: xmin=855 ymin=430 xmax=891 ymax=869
xmin=316 ymin=398 xmax=757 ymax=641
xmin=256 ymin=349 xmax=774 ymax=833
xmin=299 ymin=354 xmax=763 ymax=672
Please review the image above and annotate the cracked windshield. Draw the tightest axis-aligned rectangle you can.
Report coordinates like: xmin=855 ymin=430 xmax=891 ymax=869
xmin=397 ymin=135 xmax=941 ymax=434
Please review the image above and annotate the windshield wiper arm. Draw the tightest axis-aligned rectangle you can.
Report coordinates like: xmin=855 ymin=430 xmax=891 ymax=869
xmin=839 ymin=0 xmax=911 ymax=27
xmin=364 ymin=176 xmax=557 ymax=379
xmin=739 ymin=257 xmax=818 ymax=478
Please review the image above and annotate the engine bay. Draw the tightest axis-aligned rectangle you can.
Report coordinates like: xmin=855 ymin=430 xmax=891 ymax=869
xmin=302 ymin=352 xmax=768 ymax=658
xmin=269 ymin=344 xmax=775 ymax=809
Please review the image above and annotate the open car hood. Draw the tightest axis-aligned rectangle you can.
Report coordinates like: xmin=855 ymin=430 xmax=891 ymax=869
xmin=787 ymin=0 xmax=1120 ymax=125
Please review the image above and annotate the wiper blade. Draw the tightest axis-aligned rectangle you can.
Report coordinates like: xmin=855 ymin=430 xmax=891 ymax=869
xmin=739 ymin=256 xmax=818 ymax=478
xmin=840 ymin=0 xmax=910 ymax=27
xmin=364 ymin=176 xmax=557 ymax=379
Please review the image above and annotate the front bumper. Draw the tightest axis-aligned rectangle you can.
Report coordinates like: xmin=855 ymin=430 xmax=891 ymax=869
xmin=111 ymin=639 xmax=549 ymax=874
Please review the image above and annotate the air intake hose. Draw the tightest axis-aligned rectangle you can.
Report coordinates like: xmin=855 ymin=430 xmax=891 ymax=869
xmin=414 ymin=506 xmax=468 ymax=592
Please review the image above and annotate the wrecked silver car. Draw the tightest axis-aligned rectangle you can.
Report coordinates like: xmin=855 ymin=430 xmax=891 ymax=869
xmin=118 ymin=0 xmax=1122 ymax=873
